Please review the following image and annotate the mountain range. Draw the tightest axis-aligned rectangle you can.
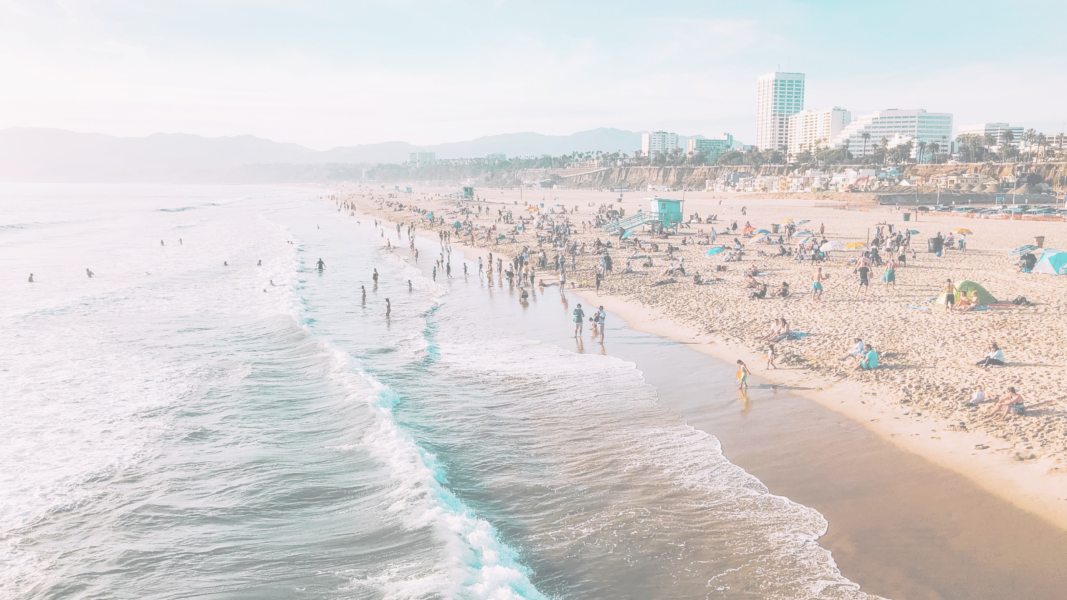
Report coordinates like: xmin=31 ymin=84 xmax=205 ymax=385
xmin=0 ymin=127 xmax=741 ymax=183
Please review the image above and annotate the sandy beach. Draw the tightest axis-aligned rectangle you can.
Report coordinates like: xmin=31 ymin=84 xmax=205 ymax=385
xmin=339 ymin=185 xmax=1067 ymax=533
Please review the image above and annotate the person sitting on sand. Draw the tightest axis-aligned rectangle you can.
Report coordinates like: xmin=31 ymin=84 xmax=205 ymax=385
xmin=954 ymin=290 xmax=976 ymax=311
xmin=839 ymin=338 xmax=864 ymax=361
xmin=975 ymin=342 xmax=1006 ymax=368
xmin=964 ymin=385 xmax=986 ymax=406
xmin=857 ymin=344 xmax=879 ymax=370
xmin=775 ymin=282 xmax=790 ymax=298
xmin=989 ymin=387 xmax=1024 ymax=419
xmin=760 ymin=318 xmax=783 ymax=341
xmin=745 ymin=274 xmax=761 ymax=288
xmin=749 ymin=283 xmax=768 ymax=300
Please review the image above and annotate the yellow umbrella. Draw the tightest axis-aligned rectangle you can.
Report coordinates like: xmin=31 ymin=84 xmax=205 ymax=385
xmin=781 ymin=219 xmax=793 ymax=224
xmin=953 ymin=228 xmax=973 ymax=234
xmin=845 ymin=242 xmax=866 ymax=249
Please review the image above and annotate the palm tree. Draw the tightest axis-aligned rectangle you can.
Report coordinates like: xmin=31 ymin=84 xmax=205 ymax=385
xmin=842 ymin=139 xmax=851 ymax=163
xmin=917 ymin=141 xmax=928 ymax=164
xmin=861 ymin=132 xmax=871 ymax=158
xmin=928 ymin=141 xmax=940 ymax=162
xmin=1001 ymin=128 xmax=1016 ymax=147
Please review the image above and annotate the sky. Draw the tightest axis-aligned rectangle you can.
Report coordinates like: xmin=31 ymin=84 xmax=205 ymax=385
xmin=1 ymin=0 xmax=1065 ymax=150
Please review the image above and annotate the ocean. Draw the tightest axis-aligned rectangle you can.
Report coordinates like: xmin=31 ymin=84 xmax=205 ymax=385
xmin=0 ymin=184 xmax=874 ymax=599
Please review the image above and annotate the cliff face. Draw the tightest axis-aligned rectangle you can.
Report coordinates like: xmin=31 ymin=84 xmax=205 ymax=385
xmin=557 ymin=165 xmax=788 ymax=189
xmin=547 ymin=163 xmax=1067 ymax=193
xmin=906 ymin=163 xmax=1067 ymax=192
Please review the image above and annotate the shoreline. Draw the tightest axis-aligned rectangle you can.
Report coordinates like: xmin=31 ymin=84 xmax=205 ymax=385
xmin=338 ymin=187 xmax=1067 ymax=532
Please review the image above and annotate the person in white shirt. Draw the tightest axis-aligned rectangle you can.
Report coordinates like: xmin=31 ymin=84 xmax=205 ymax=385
xmin=975 ymin=342 xmax=1006 ymax=368
xmin=839 ymin=338 xmax=864 ymax=361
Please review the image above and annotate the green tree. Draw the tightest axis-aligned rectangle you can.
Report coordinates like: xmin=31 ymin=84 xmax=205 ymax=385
xmin=861 ymin=132 xmax=871 ymax=159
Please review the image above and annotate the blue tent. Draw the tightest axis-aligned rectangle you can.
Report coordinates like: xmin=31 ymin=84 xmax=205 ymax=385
xmin=1033 ymin=249 xmax=1067 ymax=275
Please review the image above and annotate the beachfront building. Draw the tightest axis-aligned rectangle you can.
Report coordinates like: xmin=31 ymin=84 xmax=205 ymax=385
xmin=957 ymin=123 xmax=1023 ymax=148
xmin=686 ymin=134 xmax=734 ymax=164
xmin=787 ymin=107 xmax=851 ymax=157
xmin=755 ymin=71 xmax=805 ymax=153
xmin=641 ymin=131 xmax=679 ymax=157
xmin=409 ymin=152 xmax=436 ymax=167
xmin=831 ymin=109 xmax=953 ymax=159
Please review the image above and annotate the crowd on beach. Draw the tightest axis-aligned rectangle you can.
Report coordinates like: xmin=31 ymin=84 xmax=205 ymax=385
xmin=337 ymin=186 xmax=1066 ymax=467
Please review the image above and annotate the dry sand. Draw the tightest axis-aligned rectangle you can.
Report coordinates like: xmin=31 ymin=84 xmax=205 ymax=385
xmin=339 ymin=185 xmax=1067 ymax=530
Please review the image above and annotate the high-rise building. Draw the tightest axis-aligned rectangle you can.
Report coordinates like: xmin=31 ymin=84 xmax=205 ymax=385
xmin=641 ymin=131 xmax=679 ymax=157
xmin=409 ymin=152 xmax=436 ymax=167
xmin=755 ymin=72 xmax=805 ymax=153
xmin=787 ymin=108 xmax=851 ymax=157
xmin=956 ymin=123 xmax=1023 ymax=148
xmin=831 ymin=109 xmax=953 ymax=158
xmin=686 ymin=134 xmax=734 ymax=164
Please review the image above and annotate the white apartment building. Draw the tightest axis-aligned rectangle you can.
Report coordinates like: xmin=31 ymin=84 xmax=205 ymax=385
xmin=755 ymin=72 xmax=805 ymax=153
xmin=686 ymin=134 xmax=734 ymax=163
xmin=409 ymin=152 xmax=436 ymax=167
xmin=787 ymin=107 xmax=851 ymax=157
xmin=957 ymin=123 xmax=1023 ymax=148
xmin=641 ymin=131 xmax=679 ymax=157
xmin=831 ymin=109 xmax=953 ymax=158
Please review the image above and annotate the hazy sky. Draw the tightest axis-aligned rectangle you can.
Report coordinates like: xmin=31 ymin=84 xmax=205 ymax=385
xmin=2 ymin=0 xmax=1065 ymax=150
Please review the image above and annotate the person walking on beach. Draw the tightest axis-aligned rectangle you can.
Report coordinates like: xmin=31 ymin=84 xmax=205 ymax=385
xmin=478 ymin=257 xmax=483 ymax=275
xmin=856 ymin=262 xmax=871 ymax=297
xmin=765 ymin=345 xmax=777 ymax=369
xmin=811 ymin=267 xmax=826 ymax=300
xmin=573 ymin=303 xmax=586 ymax=337
xmin=432 ymin=266 xmax=437 ymax=282
xmin=883 ymin=258 xmax=897 ymax=289
xmin=736 ymin=360 xmax=751 ymax=391
xmin=414 ymin=249 xmax=419 ymax=263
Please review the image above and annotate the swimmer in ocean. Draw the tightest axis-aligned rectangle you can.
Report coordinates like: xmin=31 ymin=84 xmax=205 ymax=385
xmin=372 ymin=269 xmax=379 ymax=283
xmin=161 ymin=240 xmax=164 ymax=246
xmin=361 ymin=285 xmax=366 ymax=304
xmin=257 ymin=260 xmax=262 ymax=266
xmin=385 ymin=298 xmax=391 ymax=317
xmin=28 ymin=273 xmax=34 ymax=283
xmin=317 ymin=258 xmax=325 ymax=270
xmin=408 ymin=280 xmax=412 ymax=291
xmin=86 ymin=268 xmax=94 ymax=278
xmin=224 ymin=261 xmax=228 ymax=266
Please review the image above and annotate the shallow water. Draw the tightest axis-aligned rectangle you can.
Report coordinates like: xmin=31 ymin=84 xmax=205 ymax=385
xmin=0 ymin=184 xmax=875 ymax=599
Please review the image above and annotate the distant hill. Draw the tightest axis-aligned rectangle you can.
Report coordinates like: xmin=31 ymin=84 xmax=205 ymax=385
xmin=0 ymin=127 xmax=743 ymax=183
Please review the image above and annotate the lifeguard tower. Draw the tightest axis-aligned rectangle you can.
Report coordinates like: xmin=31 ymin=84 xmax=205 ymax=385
xmin=601 ymin=197 xmax=684 ymax=235
xmin=462 ymin=186 xmax=474 ymax=199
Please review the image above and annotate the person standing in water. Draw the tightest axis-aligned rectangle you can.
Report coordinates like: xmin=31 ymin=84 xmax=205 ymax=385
xmin=372 ymin=269 xmax=379 ymax=284
xmin=161 ymin=240 xmax=164 ymax=246
xmin=316 ymin=258 xmax=325 ymax=271
xmin=28 ymin=273 xmax=34 ymax=283
xmin=361 ymin=285 xmax=366 ymax=304
xmin=86 ymin=268 xmax=94 ymax=278
xmin=597 ymin=305 xmax=606 ymax=342
xmin=408 ymin=280 xmax=412 ymax=291
xmin=572 ymin=303 xmax=585 ymax=337
xmin=736 ymin=360 xmax=751 ymax=391
xmin=385 ymin=298 xmax=391 ymax=317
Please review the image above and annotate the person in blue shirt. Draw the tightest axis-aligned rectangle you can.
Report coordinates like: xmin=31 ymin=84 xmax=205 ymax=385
xmin=573 ymin=303 xmax=585 ymax=337
xmin=858 ymin=344 xmax=879 ymax=370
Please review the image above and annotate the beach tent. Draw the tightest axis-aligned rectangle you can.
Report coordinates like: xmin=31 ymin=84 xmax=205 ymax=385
xmin=1033 ymin=249 xmax=1067 ymax=275
xmin=705 ymin=247 xmax=726 ymax=256
xmin=453 ymin=221 xmax=462 ymax=228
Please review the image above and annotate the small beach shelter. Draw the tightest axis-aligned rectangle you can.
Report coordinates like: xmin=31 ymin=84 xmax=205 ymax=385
xmin=957 ymin=281 xmax=996 ymax=304
xmin=706 ymin=247 xmax=726 ymax=256
xmin=1033 ymin=249 xmax=1067 ymax=275
xmin=453 ymin=220 xmax=462 ymax=228
xmin=648 ymin=198 xmax=684 ymax=227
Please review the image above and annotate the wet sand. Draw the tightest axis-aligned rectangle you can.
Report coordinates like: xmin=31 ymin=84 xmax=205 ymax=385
xmin=494 ymin=281 xmax=1067 ymax=600
xmin=365 ymin=204 xmax=1067 ymax=599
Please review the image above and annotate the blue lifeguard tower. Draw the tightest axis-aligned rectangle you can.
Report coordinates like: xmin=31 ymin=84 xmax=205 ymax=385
xmin=602 ymin=197 xmax=684 ymax=235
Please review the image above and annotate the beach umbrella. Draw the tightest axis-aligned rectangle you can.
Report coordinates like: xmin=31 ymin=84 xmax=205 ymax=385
xmin=795 ymin=236 xmax=810 ymax=244
xmin=820 ymin=241 xmax=844 ymax=252
xmin=908 ymin=229 xmax=920 ymax=234
xmin=742 ymin=227 xmax=755 ymax=235
xmin=705 ymin=247 xmax=726 ymax=256
xmin=751 ymin=232 xmax=768 ymax=241
xmin=452 ymin=220 xmax=462 ymax=228
xmin=792 ymin=230 xmax=811 ymax=237
xmin=780 ymin=219 xmax=793 ymax=225
xmin=755 ymin=228 xmax=771 ymax=234
xmin=845 ymin=242 xmax=866 ymax=249
xmin=1010 ymin=244 xmax=1037 ymax=257
xmin=798 ymin=219 xmax=810 ymax=225
xmin=954 ymin=228 xmax=973 ymax=234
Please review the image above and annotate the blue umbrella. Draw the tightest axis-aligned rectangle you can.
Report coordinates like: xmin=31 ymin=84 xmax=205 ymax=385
xmin=706 ymin=247 xmax=726 ymax=256
xmin=755 ymin=228 xmax=771 ymax=234
xmin=798 ymin=219 xmax=810 ymax=225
